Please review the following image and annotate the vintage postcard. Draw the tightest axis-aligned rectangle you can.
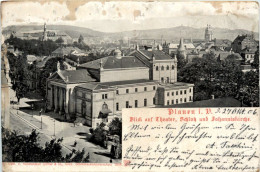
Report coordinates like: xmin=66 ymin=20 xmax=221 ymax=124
xmin=1 ymin=0 xmax=259 ymax=171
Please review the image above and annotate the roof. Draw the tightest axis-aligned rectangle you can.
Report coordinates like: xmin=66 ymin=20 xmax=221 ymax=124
xmin=36 ymin=56 xmax=55 ymax=68
xmin=241 ymin=47 xmax=257 ymax=54
xmin=80 ymin=55 xmax=147 ymax=70
xmin=101 ymin=79 xmax=157 ymax=87
xmin=76 ymin=82 xmax=112 ymax=91
xmin=215 ymin=52 xmax=242 ymax=61
xmin=52 ymin=46 xmax=84 ymax=56
xmin=138 ymin=49 xmax=173 ymax=60
xmin=27 ymin=55 xmax=38 ymax=62
xmin=159 ymin=82 xmax=194 ymax=90
xmin=162 ymin=97 xmax=242 ymax=107
xmin=76 ymin=79 xmax=157 ymax=91
xmin=50 ymin=69 xmax=96 ymax=84
xmin=168 ymin=43 xmax=195 ymax=49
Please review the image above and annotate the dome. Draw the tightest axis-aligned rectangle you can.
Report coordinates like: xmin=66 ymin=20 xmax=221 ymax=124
xmin=114 ymin=48 xmax=122 ymax=59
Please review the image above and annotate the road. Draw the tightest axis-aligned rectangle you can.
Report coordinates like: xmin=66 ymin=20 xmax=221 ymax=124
xmin=9 ymin=107 xmax=121 ymax=163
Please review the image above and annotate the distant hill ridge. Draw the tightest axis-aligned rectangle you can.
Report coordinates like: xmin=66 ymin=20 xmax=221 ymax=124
xmin=3 ymin=24 xmax=259 ymax=41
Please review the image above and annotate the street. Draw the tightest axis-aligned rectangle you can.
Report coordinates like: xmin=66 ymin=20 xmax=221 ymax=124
xmin=10 ymin=105 xmax=121 ymax=163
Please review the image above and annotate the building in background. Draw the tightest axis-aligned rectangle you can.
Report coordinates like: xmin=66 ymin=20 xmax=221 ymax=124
xmin=231 ymin=34 xmax=258 ymax=54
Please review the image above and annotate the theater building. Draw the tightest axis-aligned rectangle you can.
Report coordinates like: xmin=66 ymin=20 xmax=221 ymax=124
xmin=46 ymin=48 xmax=194 ymax=128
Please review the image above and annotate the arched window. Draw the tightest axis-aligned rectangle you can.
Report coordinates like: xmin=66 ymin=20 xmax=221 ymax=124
xmin=156 ymin=66 xmax=159 ymax=71
xmin=172 ymin=65 xmax=174 ymax=70
xmin=166 ymin=65 xmax=169 ymax=70
xmin=161 ymin=66 xmax=164 ymax=71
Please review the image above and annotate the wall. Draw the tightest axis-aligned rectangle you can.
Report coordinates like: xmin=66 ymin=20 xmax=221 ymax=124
xmin=152 ymin=60 xmax=177 ymax=83
xmin=164 ymin=86 xmax=194 ymax=106
xmin=114 ymin=83 xmax=157 ymax=112
xmin=100 ymin=68 xmax=149 ymax=82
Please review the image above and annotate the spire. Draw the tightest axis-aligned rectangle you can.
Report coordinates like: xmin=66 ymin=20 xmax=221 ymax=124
xmin=44 ymin=23 xmax=46 ymax=32
xmin=178 ymin=38 xmax=185 ymax=51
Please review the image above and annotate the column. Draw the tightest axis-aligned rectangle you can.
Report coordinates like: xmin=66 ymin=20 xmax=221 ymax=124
xmin=54 ymin=86 xmax=58 ymax=113
xmin=59 ymin=88 xmax=63 ymax=113
xmin=50 ymin=85 xmax=54 ymax=109
xmin=65 ymin=89 xmax=69 ymax=114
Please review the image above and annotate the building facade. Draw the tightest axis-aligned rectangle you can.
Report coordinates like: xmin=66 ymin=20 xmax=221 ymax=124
xmin=46 ymin=48 xmax=194 ymax=128
xmin=231 ymin=34 xmax=258 ymax=53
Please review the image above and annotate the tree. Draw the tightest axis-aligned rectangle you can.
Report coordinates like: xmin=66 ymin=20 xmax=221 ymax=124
xmin=252 ymin=47 xmax=259 ymax=70
xmin=239 ymin=70 xmax=259 ymax=106
xmin=2 ymin=128 xmax=90 ymax=162
xmin=176 ymin=52 xmax=187 ymax=70
xmin=5 ymin=37 xmax=58 ymax=56
xmin=109 ymin=118 xmax=122 ymax=142
xmin=55 ymin=37 xmax=64 ymax=45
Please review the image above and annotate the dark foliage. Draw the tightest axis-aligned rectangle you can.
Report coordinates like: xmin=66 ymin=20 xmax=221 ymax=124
xmin=178 ymin=52 xmax=259 ymax=106
xmin=2 ymin=128 xmax=89 ymax=162
xmin=5 ymin=37 xmax=58 ymax=56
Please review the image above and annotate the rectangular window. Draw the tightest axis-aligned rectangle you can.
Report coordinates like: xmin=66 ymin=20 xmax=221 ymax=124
xmin=190 ymin=96 xmax=192 ymax=101
xmin=167 ymin=100 xmax=169 ymax=105
xmin=102 ymin=94 xmax=107 ymax=99
xmin=172 ymin=100 xmax=174 ymax=104
xmin=184 ymin=90 xmax=187 ymax=94
xmin=135 ymin=100 xmax=138 ymax=108
xmin=144 ymin=87 xmax=147 ymax=91
xmin=180 ymin=90 xmax=183 ymax=95
xmin=116 ymin=103 xmax=119 ymax=111
xmin=180 ymin=98 xmax=183 ymax=103
xmin=176 ymin=91 xmax=178 ymax=95
xmin=172 ymin=92 xmax=174 ymax=96
xmin=190 ymin=88 xmax=192 ymax=92
xmin=167 ymin=92 xmax=170 ymax=96
xmin=176 ymin=99 xmax=178 ymax=104
xmin=126 ymin=101 xmax=129 ymax=108
xmin=144 ymin=99 xmax=147 ymax=106
xmin=153 ymin=97 xmax=156 ymax=104
xmin=126 ymin=89 xmax=129 ymax=93
xmin=116 ymin=90 xmax=119 ymax=94
xmin=184 ymin=98 xmax=187 ymax=102
xmin=153 ymin=86 xmax=156 ymax=90
xmin=135 ymin=88 xmax=138 ymax=92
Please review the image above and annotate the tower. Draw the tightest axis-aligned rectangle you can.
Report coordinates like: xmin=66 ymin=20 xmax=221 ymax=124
xmin=205 ymin=24 xmax=213 ymax=42
xmin=42 ymin=23 xmax=47 ymax=41
xmin=177 ymin=38 xmax=187 ymax=59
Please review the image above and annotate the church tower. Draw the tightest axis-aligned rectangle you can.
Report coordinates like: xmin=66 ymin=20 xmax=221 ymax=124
xmin=42 ymin=23 xmax=47 ymax=41
xmin=205 ymin=24 xmax=213 ymax=42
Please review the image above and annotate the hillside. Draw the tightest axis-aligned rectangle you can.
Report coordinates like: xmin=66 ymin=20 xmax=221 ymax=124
xmin=2 ymin=25 xmax=106 ymax=38
xmin=2 ymin=25 xmax=259 ymax=41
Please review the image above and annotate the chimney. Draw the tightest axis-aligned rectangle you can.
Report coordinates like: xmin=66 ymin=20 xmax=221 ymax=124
xmin=211 ymin=95 xmax=215 ymax=99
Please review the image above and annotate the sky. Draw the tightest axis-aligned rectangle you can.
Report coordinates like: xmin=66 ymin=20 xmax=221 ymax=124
xmin=1 ymin=1 xmax=259 ymax=32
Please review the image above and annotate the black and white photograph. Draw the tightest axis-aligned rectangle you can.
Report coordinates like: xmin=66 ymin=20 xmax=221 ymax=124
xmin=1 ymin=0 xmax=259 ymax=166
